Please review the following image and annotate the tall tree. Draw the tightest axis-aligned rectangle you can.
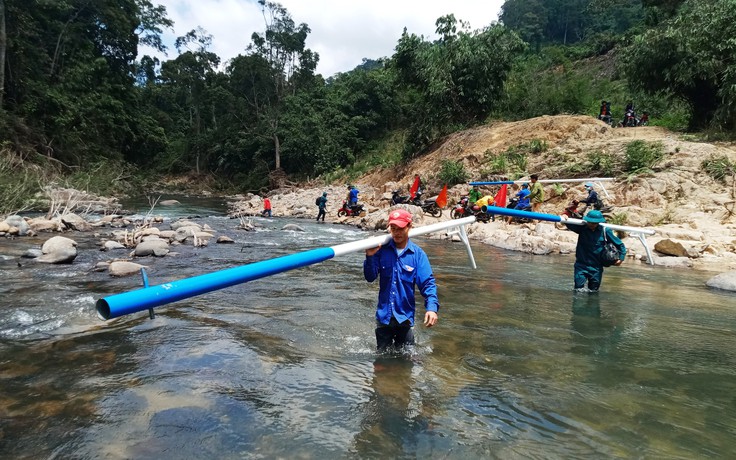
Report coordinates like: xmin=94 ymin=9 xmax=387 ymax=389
xmin=244 ymin=0 xmax=318 ymax=173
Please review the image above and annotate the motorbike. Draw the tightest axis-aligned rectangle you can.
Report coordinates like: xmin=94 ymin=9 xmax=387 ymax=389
xmin=505 ymin=197 xmax=532 ymax=223
xmin=451 ymin=196 xmax=488 ymax=222
xmin=622 ymin=109 xmax=639 ymax=127
xmin=418 ymin=198 xmax=443 ymax=218
xmin=564 ymin=199 xmax=614 ymax=220
xmin=390 ymin=190 xmax=415 ymax=206
xmin=337 ymin=200 xmax=366 ymax=217
xmin=391 ymin=190 xmax=442 ymax=217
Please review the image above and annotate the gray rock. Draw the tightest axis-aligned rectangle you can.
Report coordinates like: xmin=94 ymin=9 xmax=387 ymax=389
xmin=109 ymin=261 xmax=147 ymax=277
xmin=170 ymin=220 xmax=202 ymax=231
xmin=61 ymin=213 xmax=92 ymax=232
xmin=160 ymin=200 xmax=181 ymax=206
xmin=103 ymin=240 xmax=126 ymax=251
xmin=216 ymin=235 xmax=235 ymax=244
xmin=4 ymin=215 xmax=30 ymax=236
xmin=705 ymin=271 xmax=736 ymax=292
xmin=134 ymin=239 xmax=170 ymax=257
xmin=38 ymin=236 xmax=78 ymax=264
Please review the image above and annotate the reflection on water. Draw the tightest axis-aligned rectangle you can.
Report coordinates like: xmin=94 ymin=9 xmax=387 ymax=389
xmin=1 ymin=200 xmax=735 ymax=458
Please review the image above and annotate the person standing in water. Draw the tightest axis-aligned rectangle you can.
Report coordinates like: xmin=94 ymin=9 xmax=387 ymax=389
xmin=364 ymin=209 xmax=439 ymax=352
xmin=560 ymin=210 xmax=626 ymax=291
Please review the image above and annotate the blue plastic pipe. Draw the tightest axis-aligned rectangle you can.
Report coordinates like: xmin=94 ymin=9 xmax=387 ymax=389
xmin=481 ymin=205 xmax=561 ymax=222
xmin=96 ymin=217 xmax=478 ymax=321
xmin=96 ymin=247 xmax=335 ymax=320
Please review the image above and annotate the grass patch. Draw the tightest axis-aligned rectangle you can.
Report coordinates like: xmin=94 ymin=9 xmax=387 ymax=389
xmin=437 ymin=160 xmax=469 ymax=186
xmin=624 ymin=140 xmax=665 ymax=174
xmin=701 ymin=155 xmax=735 ymax=183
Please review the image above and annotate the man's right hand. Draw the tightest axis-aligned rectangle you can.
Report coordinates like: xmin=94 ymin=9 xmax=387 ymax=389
xmin=366 ymin=245 xmax=381 ymax=257
xmin=559 ymin=214 xmax=568 ymax=221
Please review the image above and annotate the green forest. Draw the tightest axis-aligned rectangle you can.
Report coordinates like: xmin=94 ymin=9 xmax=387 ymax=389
xmin=1 ymin=0 xmax=735 ymax=213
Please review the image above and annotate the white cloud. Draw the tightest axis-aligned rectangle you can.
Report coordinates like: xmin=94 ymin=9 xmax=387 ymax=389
xmin=142 ymin=0 xmax=505 ymax=77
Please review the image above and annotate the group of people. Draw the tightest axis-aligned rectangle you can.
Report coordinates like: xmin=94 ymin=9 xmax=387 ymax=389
xmin=259 ymin=174 xmax=626 ymax=354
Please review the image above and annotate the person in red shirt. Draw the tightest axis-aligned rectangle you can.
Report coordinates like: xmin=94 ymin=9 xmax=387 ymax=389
xmin=262 ymin=197 xmax=272 ymax=217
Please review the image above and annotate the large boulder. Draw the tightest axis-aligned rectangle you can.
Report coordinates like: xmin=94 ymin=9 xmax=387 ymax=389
xmin=37 ymin=236 xmax=78 ymax=264
xmin=170 ymin=220 xmax=202 ymax=231
xmin=28 ymin=217 xmax=63 ymax=233
xmin=102 ymin=240 xmax=126 ymax=251
xmin=654 ymin=238 xmax=703 ymax=258
xmin=706 ymin=271 xmax=736 ymax=291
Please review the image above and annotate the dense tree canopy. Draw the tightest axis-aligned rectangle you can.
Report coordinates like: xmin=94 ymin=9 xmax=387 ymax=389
xmin=0 ymin=0 xmax=735 ymax=195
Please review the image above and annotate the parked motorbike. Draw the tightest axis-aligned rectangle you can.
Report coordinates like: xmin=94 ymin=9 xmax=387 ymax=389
xmin=622 ymin=109 xmax=639 ymax=127
xmin=451 ymin=196 xmax=487 ymax=221
xmin=418 ymin=198 xmax=443 ymax=218
xmin=390 ymin=190 xmax=413 ymax=206
xmin=337 ymin=200 xmax=365 ymax=217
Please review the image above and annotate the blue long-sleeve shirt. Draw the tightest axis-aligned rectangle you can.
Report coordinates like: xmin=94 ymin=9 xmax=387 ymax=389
xmin=582 ymin=189 xmax=599 ymax=206
xmin=565 ymin=223 xmax=627 ymax=268
xmin=363 ymin=239 xmax=439 ymax=326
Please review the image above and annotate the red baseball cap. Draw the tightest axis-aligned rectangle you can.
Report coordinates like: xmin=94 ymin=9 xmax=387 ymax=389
xmin=388 ymin=209 xmax=412 ymax=228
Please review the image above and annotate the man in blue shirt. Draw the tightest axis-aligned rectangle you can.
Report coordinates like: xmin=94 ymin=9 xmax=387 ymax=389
xmin=581 ymin=182 xmax=601 ymax=210
xmin=364 ymin=209 xmax=439 ymax=351
xmin=348 ymin=185 xmax=359 ymax=206
xmin=560 ymin=210 xmax=626 ymax=291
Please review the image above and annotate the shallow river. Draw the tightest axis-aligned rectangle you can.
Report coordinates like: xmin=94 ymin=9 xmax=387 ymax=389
xmin=1 ymin=197 xmax=735 ymax=458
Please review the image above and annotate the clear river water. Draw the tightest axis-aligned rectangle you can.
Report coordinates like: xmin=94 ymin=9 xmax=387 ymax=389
xmin=0 ymin=196 xmax=734 ymax=459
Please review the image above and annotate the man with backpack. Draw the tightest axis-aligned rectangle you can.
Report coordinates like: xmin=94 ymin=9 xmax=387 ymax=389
xmin=316 ymin=192 xmax=327 ymax=222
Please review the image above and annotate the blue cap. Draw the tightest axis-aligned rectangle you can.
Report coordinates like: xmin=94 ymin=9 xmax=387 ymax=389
xmin=585 ymin=182 xmax=594 ymax=188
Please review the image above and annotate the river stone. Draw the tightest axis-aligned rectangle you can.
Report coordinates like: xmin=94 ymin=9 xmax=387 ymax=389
xmin=160 ymin=199 xmax=181 ymax=206
xmin=134 ymin=239 xmax=170 ymax=257
xmin=170 ymin=220 xmax=202 ymax=231
xmin=103 ymin=240 xmax=126 ymax=251
xmin=4 ymin=215 xmax=30 ymax=236
xmin=36 ymin=237 xmax=78 ymax=263
xmin=0 ymin=221 xmax=10 ymax=233
xmin=194 ymin=231 xmax=214 ymax=239
xmin=282 ymin=224 xmax=305 ymax=232
xmin=28 ymin=218 xmax=62 ymax=233
xmin=174 ymin=226 xmax=199 ymax=242
xmin=651 ymin=255 xmax=693 ymax=268
xmin=61 ymin=213 xmax=92 ymax=232
xmin=138 ymin=227 xmax=161 ymax=237
xmin=109 ymin=261 xmax=147 ymax=277
xmin=159 ymin=230 xmax=176 ymax=240
xmin=654 ymin=238 xmax=701 ymax=258
xmin=217 ymin=235 xmax=235 ymax=244
xmin=705 ymin=271 xmax=736 ymax=291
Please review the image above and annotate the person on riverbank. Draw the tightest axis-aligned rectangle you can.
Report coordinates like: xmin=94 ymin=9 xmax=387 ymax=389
xmin=262 ymin=196 xmax=272 ymax=217
xmin=560 ymin=210 xmax=626 ymax=292
xmin=581 ymin=182 xmax=601 ymax=210
xmin=316 ymin=192 xmax=327 ymax=222
xmin=529 ymin=174 xmax=544 ymax=212
xmin=468 ymin=186 xmax=482 ymax=204
xmin=364 ymin=209 xmax=439 ymax=352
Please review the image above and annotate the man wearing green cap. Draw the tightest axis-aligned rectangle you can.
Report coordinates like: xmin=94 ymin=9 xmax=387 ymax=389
xmin=560 ymin=210 xmax=627 ymax=291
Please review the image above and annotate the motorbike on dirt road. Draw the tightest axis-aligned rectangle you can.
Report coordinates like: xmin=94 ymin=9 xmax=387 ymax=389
xmin=391 ymin=190 xmax=443 ymax=218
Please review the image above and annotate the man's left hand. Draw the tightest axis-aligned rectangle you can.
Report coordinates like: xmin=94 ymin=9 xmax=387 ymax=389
xmin=424 ymin=311 xmax=438 ymax=327
xmin=614 ymin=259 xmax=623 ymax=266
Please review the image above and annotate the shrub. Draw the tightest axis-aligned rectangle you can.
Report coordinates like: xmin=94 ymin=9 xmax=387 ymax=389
xmin=438 ymin=160 xmax=469 ymax=186
xmin=586 ymin=150 xmax=617 ymax=176
xmin=701 ymin=155 xmax=735 ymax=183
xmin=624 ymin=140 xmax=665 ymax=173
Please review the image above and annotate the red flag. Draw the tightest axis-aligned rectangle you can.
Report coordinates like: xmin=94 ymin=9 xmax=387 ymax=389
xmin=409 ymin=176 xmax=420 ymax=199
xmin=493 ymin=184 xmax=508 ymax=208
xmin=436 ymin=184 xmax=448 ymax=208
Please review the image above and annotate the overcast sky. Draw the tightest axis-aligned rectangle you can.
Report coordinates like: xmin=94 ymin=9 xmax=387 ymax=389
xmin=141 ymin=0 xmax=506 ymax=77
